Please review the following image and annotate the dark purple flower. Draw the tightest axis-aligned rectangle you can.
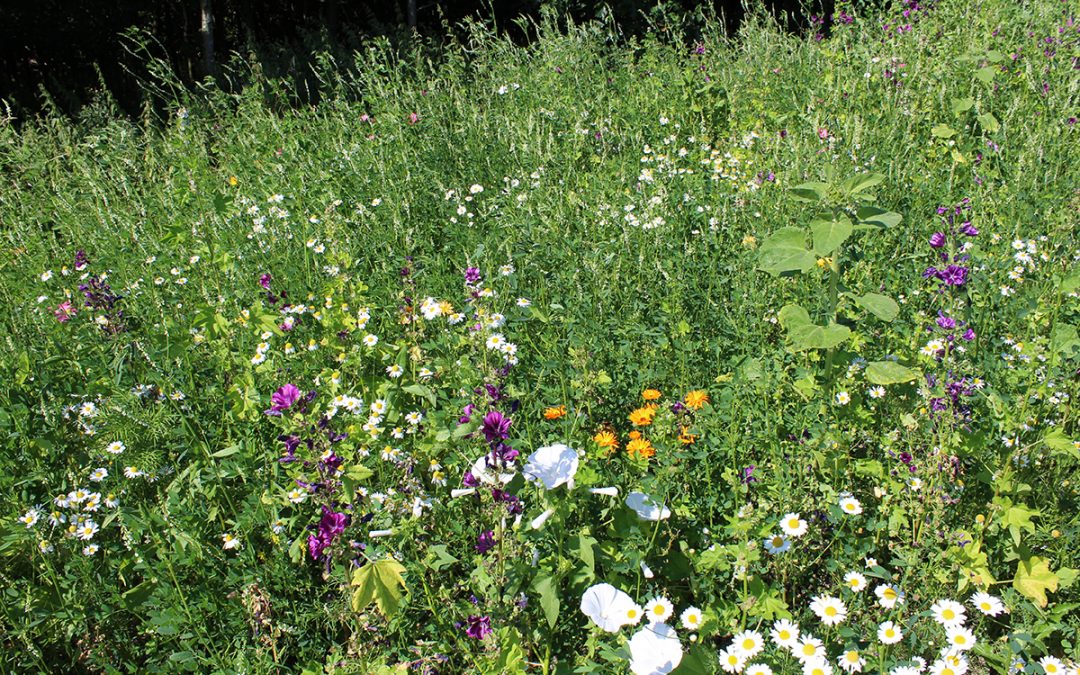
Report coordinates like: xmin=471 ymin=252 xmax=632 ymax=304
xmin=959 ymin=223 xmax=979 ymax=237
xmin=936 ymin=313 xmax=956 ymax=330
xmin=465 ymin=615 xmax=492 ymax=640
xmin=962 ymin=328 xmax=976 ymax=341
xmin=480 ymin=410 xmax=511 ymax=445
xmin=475 ymin=530 xmax=496 ymax=554
xmin=940 ymin=265 xmax=968 ymax=287
xmin=492 ymin=489 xmax=523 ymax=515
xmin=741 ymin=465 xmax=758 ymax=484
xmin=462 ymin=471 xmax=480 ymax=488
xmin=464 ymin=267 xmax=482 ymax=285
xmin=929 ymin=232 xmax=946 ymax=248
xmin=259 ymin=273 xmax=272 ymax=290
xmin=265 ymin=383 xmax=301 ymax=416
xmin=74 ymin=250 xmax=89 ymax=271
xmin=459 ymin=403 xmax=476 ymax=425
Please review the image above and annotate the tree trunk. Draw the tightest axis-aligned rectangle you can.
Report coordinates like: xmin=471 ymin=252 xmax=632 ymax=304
xmin=200 ymin=0 xmax=215 ymax=77
xmin=406 ymin=0 xmax=417 ymax=29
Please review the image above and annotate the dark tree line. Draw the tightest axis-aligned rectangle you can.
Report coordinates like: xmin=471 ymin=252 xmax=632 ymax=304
xmin=0 ymin=0 xmax=838 ymax=122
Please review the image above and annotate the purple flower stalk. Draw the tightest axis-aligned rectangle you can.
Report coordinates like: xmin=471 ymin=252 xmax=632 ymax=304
xmin=480 ymin=410 xmax=511 ymax=445
xmin=475 ymin=530 xmax=496 ymax=554
xmin=929 ymin=232 xmax=946 ymax=248
xmin=465 ymin=615 xmax=492 ymax=640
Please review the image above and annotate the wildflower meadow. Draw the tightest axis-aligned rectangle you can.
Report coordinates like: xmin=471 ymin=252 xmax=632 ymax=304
xmin=1 ymin=1 xmax=1078 ymax=673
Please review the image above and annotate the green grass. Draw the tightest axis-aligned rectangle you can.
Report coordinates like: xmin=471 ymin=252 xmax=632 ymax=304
xmin=0 ymin=2 xmax=1077 ymax=673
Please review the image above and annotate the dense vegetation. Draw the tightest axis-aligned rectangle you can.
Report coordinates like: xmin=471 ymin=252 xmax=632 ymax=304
xmin=1 ymin=1 xmax=1077 ymax=672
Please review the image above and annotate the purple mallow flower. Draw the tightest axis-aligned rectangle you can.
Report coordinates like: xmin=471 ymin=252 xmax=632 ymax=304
xmin=464 ymin=267 xmax=482 ymax=285
xmin=308 ymin=506 xmax=349 ymax=559
xmin=475 ymin=530 xmax=496 ymax=554
xmin=265 ymin=383 xmax=302 ymax=416
xmin=929 ymin=232 xmax=946 ymax=248
xmin=480 ymin=410 xmax=511 ymax=445
xmin=465 ymin=615 xmax=492 ymax=640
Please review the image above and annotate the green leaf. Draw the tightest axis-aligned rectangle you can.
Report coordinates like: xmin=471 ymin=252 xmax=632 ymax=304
xmin=1050 ymin=323 xmax=1079 ymax=357
xmin=787 ymin=322 xmax=851 ymax=351
xmin=855 ymin=206 xmax=903 ymax=228
xmin=571 ymin=534 xmax=598 ymax=575
xmin=351 ymin=558 xmax=408 ymax=617
xmin=931 ymin=124 xmax=956 ymax=138
xmin=531 ymin=574 xmax=561 ymax=630
xmin=211 ymin=444 xmax=242 ymax=458
xmin=424 ymin=544 xmax=459 ymax=572
xmin=1003 ymin=504 xmax=1039 ymax=548
xmin=865 ymin=361 xmax=919 ymax=385
xmin=841 ymin=173 xmax=884 ymax=197
xmin=757 ymin=227 xmax=815 ymax=275
xmin=777 ymin=304 xmax=812 ymax=328
xmin=1013 ymin=556 xmax=1058 ymax=608
xmin=1042 ymin=429 xmax=1079 ymax=459
xmin=402 ymin=384 xmax=436 ymax=407
xmin=810 ymin=214 xmax=853 ymax=255
xmin=1062 ymin=271 xmax=1080 ymax=295
xmin=974 ymin=66 xmax=997 ymax=84
xmin=790 ymin=181 xmax=829 ymax=202
xmin=855 ymin=293 xmax=899 ymax=322
xmin=977 ymin=112 xmax=1000 ymax=133
xmin=951 ymin=97 xmax=975 ymax=114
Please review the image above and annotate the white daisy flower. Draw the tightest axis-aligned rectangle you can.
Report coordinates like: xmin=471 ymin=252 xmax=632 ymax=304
xmin=770 ymin=619 xmax=800 ymax=649
xmin=839 ymin=496 xmax=862 ymax=515
xmin=645 ymin=596 xmax=674 ymax=623
xmin=843 ymin=572 xmax=867 ymax=592
xmin=780 ymin=513 xmax=808 ymax=537
xmin=222 ymin=533 xmax=240 ymax=550
xmin=764 ymin=533 xmax=791 ymax=554
xmin=875 ymin=584 xmax=905 ymax=609
xmin=809 ymin=595 xmax=847 ymax=626
xmin=838 ymin=649 xmax=865 ymax=673
xmin=731 ymin=629 xmax=765 ymax=658
xmin=969 ymin=592 xmax=1004 ymax=617
xmin=680 ymin=606 xmax=703 ymax=631
xmin=877 ymin=621 xmax=902 ymax=645
xmin=930 ymin=599 xmax=967 ymax=628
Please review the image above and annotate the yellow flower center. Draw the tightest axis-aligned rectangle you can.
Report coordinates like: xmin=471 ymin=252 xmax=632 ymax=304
xmin=979 ymin=602 xmax=991 ymax=611
xmin=825 ymin=606 xmax=837 ymax=617
xmin=845 ymin=651 xmax=859 ymax=663
xmin=778 ymin=630 xmax=790 ymax=641
xmin=943 ymin=608 xmax=955 ymax=619
xmin=802 ymin=644 xmax=816 ymax=656
xmin=788 ymin=519 xmax=799 ymax=529
xmin=772 ymin=537 xmax=784 ymax=547
xmin=627 ymin=609 xmax=637 ymax=619
xmin=742 ymin=639 xmax=754 ymax=650
xmin=954 ymin=635 xmax=966 ymax=645
xmin=884 ymin=588 xmax=897 ymax=599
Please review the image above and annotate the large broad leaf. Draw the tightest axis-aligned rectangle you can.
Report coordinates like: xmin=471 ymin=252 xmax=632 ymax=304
xmin=777 ymin=304 xmax=812 ymax=328
xmin=1013 ymin=556 xmax=1058 ymax=608
xmin=787 ymin=322 xmax=852 ymax=351
xmin=856 ymin=206 xmax=903 ymax=228
xmin=841 ymin=173 xmax=884 ymax=197
xmin=531 ymin=574 xmax=560 ymax=629
xmin=811 ymin=213 xmax=853 ymax=255
xmin=1042 ymin=429 xmax=1079 ymax=459
xmin=790 ymin=181 xmax=829 ymax=202
xmin=951 ymin=97 xmax=975 ymax=114
xmin=865 ymin=361 xmax=919 ymax=384
xmin=757 ymin=227 xmax=815 ymax=275
xmin=855 ymin=293 xmax=899 ymax=322
xmin=1050 ymin=323 xmax=1079 ymax=357
xmin=351 ymin=558 xmax=408 ymax=617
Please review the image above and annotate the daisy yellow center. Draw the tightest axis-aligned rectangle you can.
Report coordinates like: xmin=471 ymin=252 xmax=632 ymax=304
xmin=1046 ymin=667 xmax=1058 ymax=674
xmin=942 ymin=669 xmax=955 ymax=675
xmin=845 ymin=651 xmax=859 ymax=663
xmin=953 ymin=635 xmax=967 ymax=645
xmin=802 ymin=644 xmax=816 ymax=656
xmin=825 ymin=606 xmax=838 ymax=617
xmin=979 ymin=602 xmax=991 ymax=611
xmin=726 ymin=655 xmax=739 ymax=665
xmin=884 ymin=588 xmax=897 ymax=600
xmin=885 ymin=629 xmax=895 ymax=637
xmin=788 ymin=519 xmax=799 ymax=528
xmin=811 ymin=668 xmax=825 ymax=675
xmin=742 ymin=639 xmax=755 ymax=650
xmin=943 ymin=608 xmax=955 ymax=619
xmin=688 ymin=615 xmax=699 ymax=625
xmin=653 ymin=604 xmax=664 ymax=614
xmin=778 ymin=629 xmax=791 ymax=640
xmin=627 ymin=609 xmax=637 ymax=619
xmin=849 ymin=579 xmax=859 ymax=587
xmin=772 ymin=537 xmax=784 ymax=547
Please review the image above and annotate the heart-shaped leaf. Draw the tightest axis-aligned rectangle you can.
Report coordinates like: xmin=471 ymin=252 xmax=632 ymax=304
xmin=855 ymin=293 xmax=899 ymax=322
xmin=758 ymin=228 xmax=815 ymax=275
xmin=811 ymin=214 xmax=853 ymax=255
xmin=856 ymin=206 xmax=903 ymax=228
xmin=865 ymin=361 xmax=919 ymax=384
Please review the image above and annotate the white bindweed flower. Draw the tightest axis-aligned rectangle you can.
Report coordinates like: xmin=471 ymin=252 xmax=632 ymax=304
xmin=523 ymin=443 xmax=579 ymax=490
xmin=590 ymin=486 xmax=619 ymax=497
xmin=580 ymin=583 xmax=639 ymax=633
xmin=629 ymin=622 xmax=683 ymax=675
xmin=530 ymin=508 xmax=555 ymax=530
xmin=625 ymin=492 xmax=671 ymax=521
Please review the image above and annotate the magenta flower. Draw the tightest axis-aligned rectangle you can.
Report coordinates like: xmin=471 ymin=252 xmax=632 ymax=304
xmin=259 ymin=273 xmax=272 ymax=290
xmin=929 ymin=232 xmax=946 ymax=248
xmin=54 ymin=301 xmax=77 ymax=323
xmin=265 ymin=383 xmax=301 ymax=416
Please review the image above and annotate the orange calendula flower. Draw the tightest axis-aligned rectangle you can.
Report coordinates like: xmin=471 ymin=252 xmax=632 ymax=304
xmin=543 ymin=405 xmax=567 ymax=420
xmin=629 ymin=405 xmax=657 ymax=427
xmin=678 ymin=427 xmax=696 ymax=445
xmin=593 ymin=430 xmax=619 ymax=451
xmin=684 ymin=390 xmax=710 ymax=410
xmin=642 ymin=388 xmax=662 ymax=401
xmin=627 ymin=431 xmax=642 ymax=440
xmin=626 ymin=437 xmax=655 ymax=459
